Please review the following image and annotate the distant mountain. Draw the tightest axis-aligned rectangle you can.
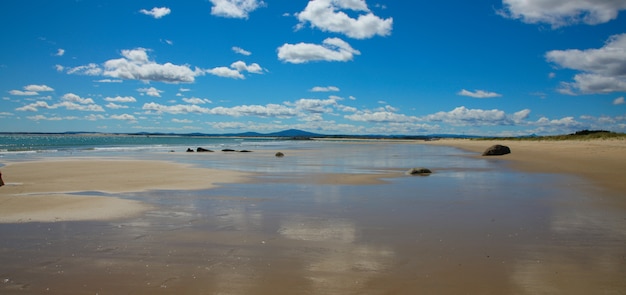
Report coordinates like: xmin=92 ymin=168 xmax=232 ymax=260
xmin=265 ymin=129 xmax=323 ymax=137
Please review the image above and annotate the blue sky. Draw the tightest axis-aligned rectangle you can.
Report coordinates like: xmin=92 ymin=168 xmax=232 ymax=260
xmin=1 ymin=0 xmax=625 ymax=135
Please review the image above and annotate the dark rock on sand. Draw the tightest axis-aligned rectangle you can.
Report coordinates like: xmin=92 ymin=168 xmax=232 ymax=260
xmin=482 ymin=144 xmax=511 ymax=156
xmin=275 ymin=152 xmax=285 ymax=157
xmin=197 ymin=147 xmax=213 ymax=152
xmin=186 ymin=148 xmax=194 ymax=152
xmin=406 ymin=167 xmax=432 ymax=176
xmin=222 ymin=149 xmax=236 ymax=152
xmin=239 ymin=150 xmax=252 ymax=153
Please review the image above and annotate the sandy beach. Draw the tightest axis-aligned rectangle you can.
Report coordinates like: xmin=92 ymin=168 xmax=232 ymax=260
xmin=0 ymin=159 xmax=251 ymax=223
xmin=1 ymin=140 xmax=625 ymax=294
xmin=424 ymin=138 xmax=626 ymax=204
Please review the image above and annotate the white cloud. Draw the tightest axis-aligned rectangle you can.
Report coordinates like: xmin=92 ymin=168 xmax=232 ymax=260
xmin=110 ymin=114 xmax=137 ymax=122
xmin=104 ymin=96 xmax=136 ymax=103
xmin=9 ymin=84 xmax=54 ymax=96
xmin=27 ymin=115 xmax=73 ymax=121
xmin=172 ymin=118 xmax=193 ymax=123
xmin=288 ymin=97 xmax=340 ymax=114
xmin=311 ymin=86 xmax=340 ymax=92
xmin=142 ymin=102 xmax=298 ymax=118
xmin=423 ymin=106 xmax=529 ymax=126
xmin=62 ymin=93 xmax=95 ymax=104
xmin=206 ymin=66 xmax=245 ymax=79
xmin=296 ymin=0 xmax=393 ymax=39
xmin=345 ymin=110 xmax=417 ymax=123
xmin=546 ymin=34 xmax=626 ymax=94
xmin=16 ymin=96 xmax=104 ymax=112
xmin=16 ymin=101 xmax=55 ymax=112
xmin=614 ymin=96 xmax=625 ymax=105
xmin=206 ymin=60 xmax=264 ymax=79
xmin=232 ymin=46 xmax=251 ymax=56
xmin=211 ymin=104 xmax=298 ymax=118
xmin=139 ymin=7 xmax=171 ymax=19
xmin=67 ymin=63 xmax=103 ymax=76
xmin=138 ymin=87 xmax=163 ymax=97
xmin=209 ymin=0 xmax=264 ymax=19
xmin=9 ymin=90 xmax=38 ymax=96
xmin=230 ymin=60 xmax=263 ymax=74
xmin=94 ymin=79 xmax=123 ymax=83
xmin=499 ymin=0 xmax=626 ymax=28
xmin=55 ymin=48 xmax=65 ymax=56
xmin=277 ymin=37 xmax=361 ymax=64
xmin=25 ymin=85 xmax=54 ymax=92
xmin=66 ymin=48 xmax=203 ymax=83
xmin=106 ymin=103 xmax=129 ymax=109
xmin=183 ymin=97 xmax=212 ymax=104
xmin=457 ymin=89 xmax=502 ymax=98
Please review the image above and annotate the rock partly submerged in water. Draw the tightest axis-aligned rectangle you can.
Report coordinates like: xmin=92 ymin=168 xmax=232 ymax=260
xmin=275 ymin=152 xmax=285 ymax=157
xmin=406 ymin=167 xmax=432 ymax=176
xmin=482 ymin=144 xmax=511 ymax=156
xmin=197 ymin=147 xmax=213 ymax=152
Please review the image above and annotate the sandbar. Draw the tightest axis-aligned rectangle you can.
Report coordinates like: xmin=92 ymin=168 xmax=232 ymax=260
xmin=0 ymin=159 xmax=251 ymax=223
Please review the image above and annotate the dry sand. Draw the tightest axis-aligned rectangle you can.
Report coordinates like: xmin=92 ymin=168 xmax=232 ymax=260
xmin=424 ymin=138 xmax=626 ymax=201
xmin=0 ymin=159 xmax=251 ymax=223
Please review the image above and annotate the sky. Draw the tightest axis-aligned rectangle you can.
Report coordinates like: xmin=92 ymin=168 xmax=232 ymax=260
xmin=1 ymin=0 xmax=625 ymax=136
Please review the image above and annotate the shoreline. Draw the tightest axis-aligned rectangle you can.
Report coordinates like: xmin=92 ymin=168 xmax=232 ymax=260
xmin=0 ymin=159 xmax=252 ymax=223
xmin=422 ymin=138 xmax=626 ymax=204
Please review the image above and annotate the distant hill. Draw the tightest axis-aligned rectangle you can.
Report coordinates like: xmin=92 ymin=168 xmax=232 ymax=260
xmin=265 ymin=129 xmax=323 ymax=137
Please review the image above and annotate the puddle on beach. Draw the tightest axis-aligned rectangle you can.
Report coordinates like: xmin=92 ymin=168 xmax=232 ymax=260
xmin=1 ymin=143 xmax=625 ymax=294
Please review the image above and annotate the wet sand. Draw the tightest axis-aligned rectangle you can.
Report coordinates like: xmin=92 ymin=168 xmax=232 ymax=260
xmin=424 ymin=138 xmax=626 ymax=203
xmin=0 ymin=159 xmax=251 ymax=223
xmin=1 ymin=141 xmax=625 ymax=294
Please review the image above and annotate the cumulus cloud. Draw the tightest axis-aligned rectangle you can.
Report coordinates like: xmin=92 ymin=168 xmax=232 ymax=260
xmin=9 ymin=90 xmax=38 ymax=96
xmin=137 ymin=87 xmax=163 ymax=97
xmin=183 ymin=97 xmax=212 ymax=104
xmin=498 ymin=0 xmax=626 ymax=28
xmin=277 ymin=37 xmax=361 ymax=64
xmin=209 ymin=0 xmax=265 ymax=19
xmin=423 ymin=106 xmax=530 ymax=126
xmin=9 ymin=84 xmax=54 ymax=96
xmin=104 ymin=96 xmax=137 ymax=103
xmin=296 ymin=0 xmax=393 ymax=39
xmin=614 ymin=96 xmax=625 ymax=105
xmin=232 ymin=46 xmax=252 ymax=56
xmin=109 ymin=114 xmax=137 ymax=122
xmin=206 ymin=60 xmax=264 ymax=79
xmin=546 ymin=34 xmax=626 ymax=94
xmin=311 ymin=86 xmax=340 ymax=92
xmin=142 ymin=102 xmax=299 ymax=118
xmin=457 ymin=89 xmax=502 ymax=98
xmin=67 ymin=63 xmax=103 ymax=76
xmin=17 ymin=93 xmax=104 ymax=112
xmin=287 ymin=97 xmax=341 ymax=114
xmin=345 ymin=110 xmax=418 ymax=123
xmin=66 ymin=48 xmax=203 ymax=83
xmin=95 ymin=79 xmax=123 ymax=83
xmin=140 ymin=7 xmax=171 ymax=19
xmin=62 ymin=93 xmax=95 ymax=104
xmin=105 ymin=103 xmax=129 ymax=109
xmin=55 ymin=48 xmax=65 ymax=56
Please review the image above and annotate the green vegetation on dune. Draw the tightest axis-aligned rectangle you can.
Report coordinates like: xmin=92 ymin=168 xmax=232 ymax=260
xmin=475 ymin=130 xmax=626 ymax=141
